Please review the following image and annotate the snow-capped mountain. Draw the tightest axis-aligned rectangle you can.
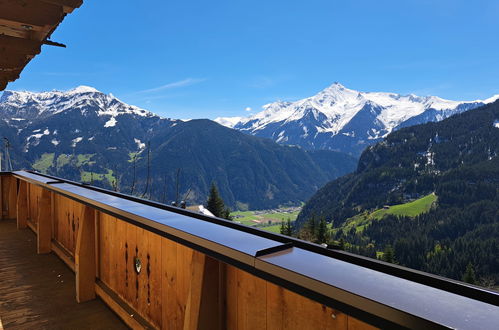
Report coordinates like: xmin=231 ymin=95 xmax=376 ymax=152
xmin=0 ymin=86 xmax=177 ymax=169
xmin=0 ymin=86 xmax=356 ymax=209
xmin=0 ymin=85 xmax=155 ymax=124
xmin=215 ymin=83 xmax=499 ymax=156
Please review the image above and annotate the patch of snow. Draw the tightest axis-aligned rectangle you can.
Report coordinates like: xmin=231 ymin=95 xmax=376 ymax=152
xmin=69 ymin=86 xmax=99 ymax=94
xmin=88 ymin=136 xmax=95 ymax=141
xmin=51 ymin=139 xmax=59 ymax=146
xmin=134 ymin=138 xmax=146 ymax=150
xmin=104 ymin=117 xmax=117 ymax=127
xmin=214 ymin=116 xmax=243 ymax=128
xmin=494 ymin=120 xmax=499 ymax=128
xmin=72 ymin=137 xmax=83 ymax=147
xmin=1 ymin=86 xmax=159 ymax=120
xmin=301 ymin=126 xmax=309 ymax=137
xmin=221 ymin=82 xmax=499 ymax=145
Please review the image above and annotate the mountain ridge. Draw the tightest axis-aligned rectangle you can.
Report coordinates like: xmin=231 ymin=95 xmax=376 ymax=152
xmin=0 ymin=86 xmax=356 ymax=209
xmin=295 ymin=100 xmax=499 ymax=283
xmin=216 ymin=83 xmax=499 ymax=156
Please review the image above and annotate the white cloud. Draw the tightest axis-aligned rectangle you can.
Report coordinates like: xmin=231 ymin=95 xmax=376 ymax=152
xmin=245 ymin=107 xmax=252 ymax=112
xmin=135 ymin=78 xmax=206 ymax=94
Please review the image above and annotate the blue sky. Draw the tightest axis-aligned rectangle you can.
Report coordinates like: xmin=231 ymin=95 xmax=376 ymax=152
xmin=7 ymin=0 xmax=499 ymax=119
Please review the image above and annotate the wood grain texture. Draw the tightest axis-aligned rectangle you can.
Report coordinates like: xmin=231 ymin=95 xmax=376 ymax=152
xmin=183 ymin=251 xmax=221 ymax=330
xmin=16 ymin=180 xmax=27 ymax=229
xmin=8 ymin=177 xmax=379 ymax=330
xmin=7 ymin=176 xmax=17 ymax=219
xmin=0 ymin=219 xmax=127 ymax=329
xmin=36 ymin=189 xmax=52 ymax=254
xmin=75 ymin=205 xmax=96 ymax=303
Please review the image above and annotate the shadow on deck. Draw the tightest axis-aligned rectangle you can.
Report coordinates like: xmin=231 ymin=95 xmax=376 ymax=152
xmin=0 ymin=219 xmax=127 ymax=330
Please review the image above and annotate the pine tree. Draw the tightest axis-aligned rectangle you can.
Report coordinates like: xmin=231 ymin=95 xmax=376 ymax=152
xmin=382 ymin=245 xmax=395 ymax=264
xmin=317 ymin=217 xmax=328 ymax=244
xmin=285 ymin=218 xmax=293 ymax=236
xmin=206 ymin=183 xmax=232 ymax=220
xmin=280 ymin=221 xmax=286 ymax=235
xmin=463 ymin=262 xmax=476 ymax=284
xmin=306 ymin=214 xmax=318 ymax=241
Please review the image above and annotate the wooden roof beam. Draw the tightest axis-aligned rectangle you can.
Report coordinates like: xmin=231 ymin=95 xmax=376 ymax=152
xmin=0 ymin=0 xmax=64 ymax=27
xmin=40 ymin=0 xmax=83 ymax=13
xmin=0 ymin=17 xmax=52 ymax=32
xmin=0 ymin=55 xmax=30 ymax=68
xmin=0 ymin=35 xmax=41 ymax=55
xmin=0 ymin=69 xmax=21 ymax=81
xmin=0 ymin=24 xmax=50 ymax=41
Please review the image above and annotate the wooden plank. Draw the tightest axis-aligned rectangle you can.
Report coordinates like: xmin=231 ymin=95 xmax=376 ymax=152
xmin=36 ymin=189 xmax=52 ymax=254
xmin=347 ymin=317 xmax=378 ymax=330
xmin=95 ymin=284 xmax=146 ymax=330
xmin=26 ymin=181 xmax=30 ymax=221
xmin=183 ymin=251 xmax=221 ymax=330
xmin=137 ymin=227 xmax=148 ymax=318
xmin=16 ymin=180 xmax=27 ymax=229
xmin=176 ymin=244 xmax=193 ymax=329
xmin=29 ymin=184 xmax=40 ymax=225
xmin=0 ymin=176 xmax=3 ymax=219
xmin=266 ymin=282 xmax=284 ymax=330
xmin=0 ymin=0 xmax=63 ymax=27
xmin=52 ymin=240 xmax=75 ymax=271
xmin=162 ymin=238 xmax=179 ymax=329
xmin=0 ymin=35 xmax=41 ymax=55
xmin=98 ymin=212 xmax=110 ymax=285
xmin=115 ymin=216 xmax=127 ymax=300
xmin=236 ymin=269 xmax=267 ymax=330
xmin=147 ymin=232 xmax=162 ymax=328
xmin=218 ymin=262 xmax=227 ymax=329
xmin=75 ymin=204 xmax=96 ymax=303
xmin=225 ymin=265 xmax=238 ymax=329
xmin=0 ymin=219 xmax=128 ymax=329
xmin=125 ymin=220 xmax=138 ymax=309
xmin=94 ymin=211 xmax=100 ymax=278
xmin=41 ymin=0 xmax=83 ymax=11
xmin=280 ymin=286 xmax=347 ymax=330
xmin=7 ymin=176 xmax=17 ymax=219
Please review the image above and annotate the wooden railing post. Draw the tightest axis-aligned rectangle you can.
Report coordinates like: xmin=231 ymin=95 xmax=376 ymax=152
xmin=183 ymin=251 xmax=223 ymax=330
xmin=37 ymin=189 xmax=52 ymax=254
xmin=75 ymin=205 xmax=96 ymax=303
xmin=0 ymin=175 xmax=3 ymax=219
xmin=17 ymin=180 xmax=27 ymax=229
xmin=7 ymin=176 xmax=17 ymax=219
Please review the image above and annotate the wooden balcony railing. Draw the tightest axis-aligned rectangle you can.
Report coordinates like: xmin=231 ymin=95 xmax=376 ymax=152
xmin=1 ymin=170 xmax=498 ymax=330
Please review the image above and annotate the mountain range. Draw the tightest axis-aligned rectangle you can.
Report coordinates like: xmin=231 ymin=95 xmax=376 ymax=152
xmin=0 ymin=86 xmax=356 ymax=209
xmin=297 ymin=100 xmax=499 ymax=283
xmin=216 ymin=83 xmax=499 ymax=156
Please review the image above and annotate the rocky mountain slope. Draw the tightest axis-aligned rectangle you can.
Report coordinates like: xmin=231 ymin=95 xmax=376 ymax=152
xmin=0 ymin=87 xmax=356 ymax=209
xmin=296 ymin=100 xmax=499 ymax=283
xmin=216 ymin=83 xmax=498 ymax=156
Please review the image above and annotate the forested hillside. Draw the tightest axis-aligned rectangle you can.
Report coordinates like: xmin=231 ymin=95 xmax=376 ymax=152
xmin=297 ymin=100 xmax=499 ymax=285
xmin=0 ymin=87 xmax=357 ymax=209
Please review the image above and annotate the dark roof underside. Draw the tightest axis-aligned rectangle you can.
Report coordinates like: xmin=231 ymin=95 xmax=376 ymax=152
xmin=0 ymin=0 xmax=82 ymax=91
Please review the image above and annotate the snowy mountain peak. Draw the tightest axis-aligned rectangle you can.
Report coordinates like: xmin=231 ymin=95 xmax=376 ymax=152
xmin=69 ymin=85 xmax=100 ymax=94
xmin=0 ymin=86 xmax=158 ymax=122
xmin=215 ymin=83 xmax=498 ymax=156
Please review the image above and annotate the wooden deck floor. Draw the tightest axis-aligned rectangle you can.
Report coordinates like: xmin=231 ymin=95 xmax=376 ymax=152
xmin=0 ymin=219 xmax=128 ymax=330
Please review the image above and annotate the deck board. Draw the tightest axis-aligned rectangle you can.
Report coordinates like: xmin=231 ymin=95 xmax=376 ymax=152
xmin=0 ymin=219 xmax=128 ymax=329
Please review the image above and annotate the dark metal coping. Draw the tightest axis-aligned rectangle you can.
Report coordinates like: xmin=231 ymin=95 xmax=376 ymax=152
xmin=6 ymin=170 xmax=499 ymax=329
